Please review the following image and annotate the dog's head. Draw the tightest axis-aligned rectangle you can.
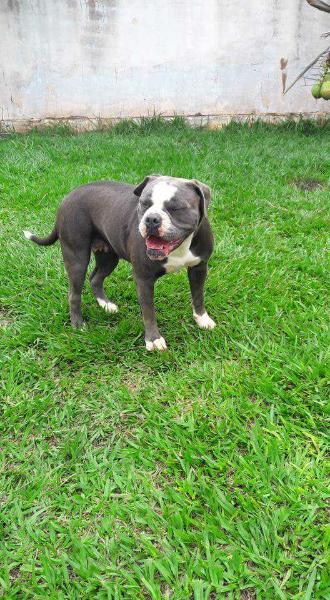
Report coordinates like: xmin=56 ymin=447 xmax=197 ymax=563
xmin=134 ymin=175 xmax=211 ymax=261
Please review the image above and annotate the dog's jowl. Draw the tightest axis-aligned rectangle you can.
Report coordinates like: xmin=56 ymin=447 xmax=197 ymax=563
xmin=24 ymin=175 xmax=216 ymax=350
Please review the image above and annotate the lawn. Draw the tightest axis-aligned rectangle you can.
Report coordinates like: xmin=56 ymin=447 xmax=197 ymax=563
xmin=0 ymin=120 xmax=329 ymax=599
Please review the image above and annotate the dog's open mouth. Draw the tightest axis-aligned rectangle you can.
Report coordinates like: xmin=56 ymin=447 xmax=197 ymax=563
xmin=145 ymin=236 xmax=182 ymax=260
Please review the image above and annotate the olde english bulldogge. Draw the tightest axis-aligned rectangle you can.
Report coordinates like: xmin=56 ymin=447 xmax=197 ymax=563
xmin=24 ymin=175 xmax=216 ymax=350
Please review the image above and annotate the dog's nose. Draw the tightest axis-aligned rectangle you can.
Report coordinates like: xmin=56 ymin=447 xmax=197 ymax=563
xmin=145 ymin=213 xmax=162 ymax=229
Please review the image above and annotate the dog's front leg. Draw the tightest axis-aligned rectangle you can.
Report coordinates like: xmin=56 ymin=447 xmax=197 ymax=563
xmin=135 ymin=276 xmax=167 ymax=351
xmin=188 ymin=263 xmax=216 ymax=330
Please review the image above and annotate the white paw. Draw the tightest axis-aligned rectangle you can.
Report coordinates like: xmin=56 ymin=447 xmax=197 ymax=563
xmin=145 ymin=337 xmax=167 ymax=351
xmin=193 ymin=312 xmax=216 ymax=330
xmin=97 ymin=298 xmax=118 ymax=313
xmin=23 ymin=230 xmax=33 ymax=240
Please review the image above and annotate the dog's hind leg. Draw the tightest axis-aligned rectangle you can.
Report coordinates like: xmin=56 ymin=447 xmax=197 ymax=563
xmin=61 ymin=245 xmax=91 ymax=328
xmin=89 ymin=250 xmax=119 ymax=313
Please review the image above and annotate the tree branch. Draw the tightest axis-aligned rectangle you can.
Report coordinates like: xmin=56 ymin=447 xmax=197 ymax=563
xmin=283 ymin=46 xmax=330 ymax=94
xmin=306 ymin=0 xmax=330 ymax=13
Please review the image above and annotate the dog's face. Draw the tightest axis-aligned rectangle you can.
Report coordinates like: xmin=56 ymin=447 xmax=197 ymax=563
xmin=135 ymin=175 xmax=211 ymax=260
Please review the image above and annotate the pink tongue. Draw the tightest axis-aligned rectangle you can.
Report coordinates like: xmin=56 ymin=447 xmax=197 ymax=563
xmin=146 ymin=236 xmax=172 ymax=254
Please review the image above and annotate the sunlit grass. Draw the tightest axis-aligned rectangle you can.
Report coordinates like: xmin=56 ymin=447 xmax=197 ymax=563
xmin=0 ymin=120 xmax=329 ymax=598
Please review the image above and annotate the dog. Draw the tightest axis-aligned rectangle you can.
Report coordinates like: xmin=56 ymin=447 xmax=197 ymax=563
xmin=24 ymin=175 xmax=216 ymax=350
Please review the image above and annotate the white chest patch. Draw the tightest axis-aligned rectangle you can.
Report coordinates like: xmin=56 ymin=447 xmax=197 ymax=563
xmin=165 ymin=234 xmax=201 ymax=273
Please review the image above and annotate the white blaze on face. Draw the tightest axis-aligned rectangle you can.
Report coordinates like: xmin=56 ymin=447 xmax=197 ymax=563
xmin=151 ymin=182 xmax=177 ymax=206
xmin=139 ymin=182 xmax=177 ymax=238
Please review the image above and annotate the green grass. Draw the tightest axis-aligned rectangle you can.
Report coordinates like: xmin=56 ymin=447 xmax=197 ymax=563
xmin=0 ymin=120 xmax=329 ymax=599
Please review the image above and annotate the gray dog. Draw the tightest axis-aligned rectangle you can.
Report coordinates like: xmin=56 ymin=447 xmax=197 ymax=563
xmin=24 ymin=175 xmax=216 ymax=350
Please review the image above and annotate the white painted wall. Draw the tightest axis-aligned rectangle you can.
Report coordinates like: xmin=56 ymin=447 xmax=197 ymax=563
xmin=1 ymin=0 xmax=329 ymax=127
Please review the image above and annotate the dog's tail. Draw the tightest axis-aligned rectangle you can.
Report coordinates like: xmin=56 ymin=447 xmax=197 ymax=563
xmin=23 ymin=226 xmax=58 ymax=246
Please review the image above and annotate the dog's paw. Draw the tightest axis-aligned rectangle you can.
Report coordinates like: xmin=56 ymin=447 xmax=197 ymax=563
xmin=193 ymin=312 xmax=216 ymax=330
xmin=71 ymin=318 xmax=86 ymax=329
xmin=97 ymin=298 xmax=118 ymax=313
xmin=145 ymin=337 xmax=167 ymax=351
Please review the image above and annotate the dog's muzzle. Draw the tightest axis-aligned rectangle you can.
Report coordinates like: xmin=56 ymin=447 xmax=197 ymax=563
xmin=140 ymin=211 xmax=184 ymax=260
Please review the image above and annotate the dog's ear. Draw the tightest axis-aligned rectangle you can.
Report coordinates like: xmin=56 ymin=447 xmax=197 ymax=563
xmin=134 ymin=174 xmax=160 ymax=197
xmin=190 ymin=179 xmax=211 ymax=221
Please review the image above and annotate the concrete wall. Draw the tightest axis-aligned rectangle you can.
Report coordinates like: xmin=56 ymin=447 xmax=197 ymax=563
xmin=1 ymin=0 xmax=330 ymax=129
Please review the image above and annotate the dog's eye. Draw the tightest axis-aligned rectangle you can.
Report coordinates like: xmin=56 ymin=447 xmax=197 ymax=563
xmin=167 ymin=205 xmax=185 ymax=212
xmin=140 ymin=200 xmax=152 ymax=210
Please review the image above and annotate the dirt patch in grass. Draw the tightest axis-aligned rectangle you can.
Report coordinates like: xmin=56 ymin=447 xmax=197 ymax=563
xmin=10 ymin=566 xmax=21 ymax=582
xmin=293 ymin=178 xmax=324 ymax=191
xmin=240 ymin=590 xmax=256 ymax=600
xmin=0 ymin=308 xmax=13 ymax=329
